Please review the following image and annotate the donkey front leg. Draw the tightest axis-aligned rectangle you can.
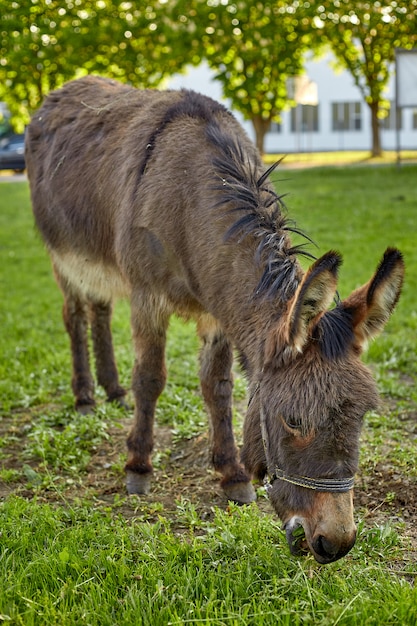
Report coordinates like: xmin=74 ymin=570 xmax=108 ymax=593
xmin=125 ymin=308 xmax=168 ymax=495
xmin=89 ymin=299 xmax=127 ymax=407
xmin=198 ymin=316 xmax=256 ymax=504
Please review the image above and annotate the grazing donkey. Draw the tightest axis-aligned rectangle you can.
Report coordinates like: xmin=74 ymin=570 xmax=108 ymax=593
xmin=25 ymin=76 xmax=404 ymax=563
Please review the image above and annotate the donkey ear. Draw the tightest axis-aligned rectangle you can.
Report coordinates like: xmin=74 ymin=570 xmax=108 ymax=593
xmin=286 ymin=251 xmax=342 ymax=353
xmin=265 ymin=251 xmax=342 ymax=364
xmin=342 ymin=248 xmax=404 ymax=350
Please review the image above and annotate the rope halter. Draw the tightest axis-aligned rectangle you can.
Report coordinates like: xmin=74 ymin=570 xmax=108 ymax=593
xmin=251 ymin=383 xmax=355 ymax=494
xmin=268 ymin=468 xmax=354 ymax=492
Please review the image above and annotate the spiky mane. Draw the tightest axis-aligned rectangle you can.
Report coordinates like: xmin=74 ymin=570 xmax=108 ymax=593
xmin=206 ymin=123 xmax=315 ymax=301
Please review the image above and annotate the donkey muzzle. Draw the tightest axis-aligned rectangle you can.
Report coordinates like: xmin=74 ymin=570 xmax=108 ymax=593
xmin=284 ymin=491 xmax=357 ymax=564
xmin=285 ymin=515 xmax=357 ymax=564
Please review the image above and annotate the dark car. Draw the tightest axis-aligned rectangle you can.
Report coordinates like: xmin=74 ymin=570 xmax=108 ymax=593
xmin=0 ymin=133 xmax=25 ymax=172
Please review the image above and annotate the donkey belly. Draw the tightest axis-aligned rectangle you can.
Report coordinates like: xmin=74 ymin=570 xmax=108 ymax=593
xmin=51 ymin=250 xmax=130 ymax=302
xmin=51 ymin=247 xmax=204 ymax=319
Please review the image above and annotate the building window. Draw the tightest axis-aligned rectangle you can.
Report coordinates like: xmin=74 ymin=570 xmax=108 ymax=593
xmin=332 ymin=102 xmax=362 ymax=131
xmin=290 ymin=105 xmax=319 ymax=133
xmin=381 ymin=103 xmax=402 ymax=130
xmin=270 ymin=121 xmax=282 ymax=133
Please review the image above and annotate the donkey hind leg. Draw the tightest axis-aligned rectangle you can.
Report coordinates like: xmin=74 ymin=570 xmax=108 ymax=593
xmin=198 ymin=315 xmax=256 ymax=505
xmin=61 ymin=289 xmax=96 ymax=414
xmin=89 ymin=300 xmax=127 ymax=407
xmin=125 ymin=309 xmax=169 ymax=495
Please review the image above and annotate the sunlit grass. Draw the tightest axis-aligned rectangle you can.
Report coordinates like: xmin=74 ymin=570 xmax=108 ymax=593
xmin=264 ymin=149 xmax=417 ymax=167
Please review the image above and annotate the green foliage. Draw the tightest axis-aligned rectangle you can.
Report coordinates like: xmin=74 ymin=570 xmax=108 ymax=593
xmin=2 ymin=0 xmax=417 ymax=154
xmin=312 ymin=1 xmax=417 ymax=155
xmin=176 ymin=0 xmax=315 ymax=151
xmin=314 ymin=0 xmax=417 ymax=99
xmin=0 ymin=0 xmax=195 ymax=128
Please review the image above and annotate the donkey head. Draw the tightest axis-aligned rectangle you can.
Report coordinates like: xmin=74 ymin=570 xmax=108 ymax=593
xmin=242 ymin=248 xmax=404 ymax=564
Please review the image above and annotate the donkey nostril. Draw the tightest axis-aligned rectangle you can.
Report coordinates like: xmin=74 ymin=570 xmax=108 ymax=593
xmin=313 ymin=535 xmax=337 ymax=561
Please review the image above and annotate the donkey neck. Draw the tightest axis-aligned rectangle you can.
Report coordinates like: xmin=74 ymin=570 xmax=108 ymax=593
xmin=199 ymin=128 xmax=307 ymax=359
xmin=207 ymin=242 xmax=303 ymax=367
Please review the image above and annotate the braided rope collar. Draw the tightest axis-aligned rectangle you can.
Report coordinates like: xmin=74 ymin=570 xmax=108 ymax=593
xmin=269 ymin=468 xmax=354 ymax=492
xmin=252 ymin=383 xmax=354 ymax=494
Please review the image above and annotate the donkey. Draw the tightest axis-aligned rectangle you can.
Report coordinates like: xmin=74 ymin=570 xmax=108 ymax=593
xmin=25 ymin=76 xmax=404 ymax=564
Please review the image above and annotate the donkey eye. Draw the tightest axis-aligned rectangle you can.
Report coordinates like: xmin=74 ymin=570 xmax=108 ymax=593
xmin=280 ymin=415 xmax=302 ymax=435
xmin=286 ymin=419 xmax=300 ymax=429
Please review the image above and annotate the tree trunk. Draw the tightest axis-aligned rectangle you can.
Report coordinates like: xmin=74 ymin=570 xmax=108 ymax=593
xmin=251 ymin=115 xmax=271 ymax=156
xmin=369 ymin=101 xmax=382 ymax=158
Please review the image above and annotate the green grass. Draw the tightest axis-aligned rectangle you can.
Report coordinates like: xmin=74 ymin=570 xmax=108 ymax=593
xmin=264 ymin=149 xmax=417 ymax=167
xmin=1 ymin=497 xmax=416 ymax=626
xmin=1 ymin=167 xmax=417 ymax=625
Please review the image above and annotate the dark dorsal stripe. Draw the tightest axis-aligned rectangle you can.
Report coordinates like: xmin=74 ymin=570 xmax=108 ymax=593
xmin=139 ymin=90 xmax=230 ymax=177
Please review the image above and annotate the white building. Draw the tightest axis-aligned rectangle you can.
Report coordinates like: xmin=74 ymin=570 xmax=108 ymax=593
xmin=168 ymin=53 xmax=417 ymax=153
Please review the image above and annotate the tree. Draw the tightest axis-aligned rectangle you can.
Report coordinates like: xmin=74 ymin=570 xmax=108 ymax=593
xmin=0 ymin=0 xmax=195 ymax=130
xmin=174 ymin=0 xmax=315 ymax=154
xmin=313 ymin=0 xmax=417 ymax=157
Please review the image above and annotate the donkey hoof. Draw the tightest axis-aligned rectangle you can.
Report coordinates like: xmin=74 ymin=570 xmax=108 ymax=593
xmin=126 ymin=471 xmax=152 ymax=495
xmin=75 ymin=401 xmax=96 ymax=415
xmin=108 ymin=396 xmax=131 ymax=411
xmin=107 ymin=389 xmax=130 ymax=411
xmin=223 ymin=482 xmax=257 ymax=505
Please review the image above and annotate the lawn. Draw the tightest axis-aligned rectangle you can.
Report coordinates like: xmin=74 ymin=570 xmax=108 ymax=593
xmin=0 ymin=164 xmax=416 ymax=625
